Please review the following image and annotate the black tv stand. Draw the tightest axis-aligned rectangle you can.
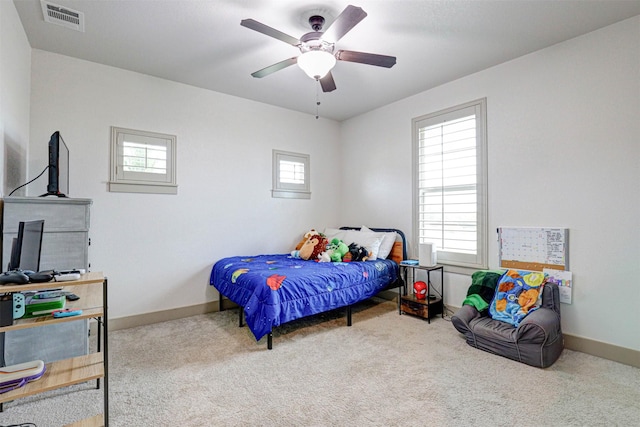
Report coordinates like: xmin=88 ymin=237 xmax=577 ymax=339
xmin=39 ymin=192 xmax=68 ymax=197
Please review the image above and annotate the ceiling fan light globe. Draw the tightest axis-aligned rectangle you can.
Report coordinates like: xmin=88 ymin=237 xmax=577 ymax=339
xmin=297 ymin=50 xmax=336 ymax=80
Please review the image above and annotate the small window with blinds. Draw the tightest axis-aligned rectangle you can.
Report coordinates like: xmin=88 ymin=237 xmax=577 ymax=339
xmin=272 ymin=150 xmax=310 ymax=199
xmin=412 ymin=99 xmax=488 ymax=269
xmin=109 ymin=127 xmax=177 ymax=194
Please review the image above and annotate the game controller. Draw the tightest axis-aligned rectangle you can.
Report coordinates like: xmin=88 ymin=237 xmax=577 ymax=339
xmin=58 ymin=269 xmax=83 ymax=275
xmin=54 ymin=273 xmax=81 ymax=282
xmin=52 ymin=309 xmax=82 ymax=318
xmin=64 ymin=292 xmax=80 ymax=301
xmin=0 ymin=271 xmax=30 ymax=285
xmin=13 ymin=293 xmax=25 ymax=319
xmin=26 ymin=271 xmax=54 ymax=283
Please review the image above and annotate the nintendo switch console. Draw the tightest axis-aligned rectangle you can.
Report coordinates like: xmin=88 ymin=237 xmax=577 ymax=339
xmin=13 ymin=292 xmax=25 ymax=319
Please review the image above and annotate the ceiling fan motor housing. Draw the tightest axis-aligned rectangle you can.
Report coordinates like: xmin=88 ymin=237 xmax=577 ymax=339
xmin=308 ymin=15 xmax=325 ymax=31
xmin=299 ymin=32 xmax=334 ymax=54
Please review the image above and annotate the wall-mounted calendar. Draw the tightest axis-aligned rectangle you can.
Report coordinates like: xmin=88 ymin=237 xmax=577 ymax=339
xmin=498 ymin=227 xmax=569 ymax=271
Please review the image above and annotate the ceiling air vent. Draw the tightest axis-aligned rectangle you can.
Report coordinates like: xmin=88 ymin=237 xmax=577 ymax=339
xmin=41 ymin=1 xmax=85 ymax=32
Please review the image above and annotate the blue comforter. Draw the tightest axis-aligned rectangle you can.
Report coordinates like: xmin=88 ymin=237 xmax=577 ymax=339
xmin=210 ymin=254 xmax=400 ymax=340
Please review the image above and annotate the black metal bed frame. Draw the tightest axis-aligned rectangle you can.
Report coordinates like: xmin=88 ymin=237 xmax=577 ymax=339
xmin=218 ymin=227 xmax=408 ymax=350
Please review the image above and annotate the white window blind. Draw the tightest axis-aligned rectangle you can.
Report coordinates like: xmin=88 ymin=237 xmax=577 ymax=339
xmin=272 ymin=150 xmax=310 ymax=199
xmin=412 ymin=99 xmax=487 ymax=269
xmin=121 ymin=140 xmax=168 ymax=179
xmin=278 ymin=160 xmax=305 ymax=185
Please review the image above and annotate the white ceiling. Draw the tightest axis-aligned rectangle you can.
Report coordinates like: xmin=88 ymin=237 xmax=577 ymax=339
xmin=13 ymin=0 xmax=640 ymax=121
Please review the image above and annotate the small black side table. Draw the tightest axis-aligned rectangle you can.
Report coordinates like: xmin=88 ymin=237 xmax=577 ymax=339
xmin=398 ymin=264 xmax=444 ymax=323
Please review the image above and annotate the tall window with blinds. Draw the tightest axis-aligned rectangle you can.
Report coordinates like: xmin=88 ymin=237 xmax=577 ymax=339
xmin=412 ymin=99 xmax=487 ymax=269
xmin=272 ymin=150 xmax=311 ymax=199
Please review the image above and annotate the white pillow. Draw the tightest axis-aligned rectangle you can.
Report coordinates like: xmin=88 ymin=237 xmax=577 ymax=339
xmin=323 ymin=227 xmax=346 ymax=241
xmin=361 ymin=226 xmax=397 ymax=260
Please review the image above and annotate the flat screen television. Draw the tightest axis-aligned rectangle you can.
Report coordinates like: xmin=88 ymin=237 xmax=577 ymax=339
xmin=8 ymin=220 xmax=45 ymax=272
xmin=44 ymin=131 xmax=69 ymax=197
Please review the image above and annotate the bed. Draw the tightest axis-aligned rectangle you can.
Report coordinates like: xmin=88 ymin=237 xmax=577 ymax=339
xmin=209 ymin=227 xmax=407 ymax=349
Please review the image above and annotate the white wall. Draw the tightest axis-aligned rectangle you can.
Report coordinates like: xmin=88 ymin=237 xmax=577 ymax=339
xmin=0 ymin=1 xmax=31 ymax=197
xmin=341 ymin=17 xmax=640 ymax=351
xmin=27 ymin=51 xmax=342 ymax=319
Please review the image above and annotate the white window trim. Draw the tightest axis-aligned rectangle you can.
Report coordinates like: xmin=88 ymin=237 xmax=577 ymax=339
xmin=109 ymin=126 xmax=177 ymax=195
xmin=412 ymin=98 xmax=488 ymax=271
xmin=272 ymin=149 xmax=310 ymax=199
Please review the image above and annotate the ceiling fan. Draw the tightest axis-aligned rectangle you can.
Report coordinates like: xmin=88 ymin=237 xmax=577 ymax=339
xmin=241 ymin=4 xmax=396 ymax=92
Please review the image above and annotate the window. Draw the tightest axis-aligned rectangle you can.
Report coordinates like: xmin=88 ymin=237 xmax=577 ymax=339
xmin=272 ymin=150 xmax=310 ymax=199
xmin=412 ymin=98 xmax=487 ymax=270
xmin=109 ymin=127 xmax=177 ymax=194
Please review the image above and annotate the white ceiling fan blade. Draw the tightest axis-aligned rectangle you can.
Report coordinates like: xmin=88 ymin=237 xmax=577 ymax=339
xmin=321 ymin=5 xmax=367 ymax=43
xmin=319 ymin=72 xmax=337 ymax=92
xmin=241 ymin=19 xmax=300 ymax=46
xmin=336 ymin=50 xmax=396 ymax=68
xmin=251 ymin=57 xmax=298 ymax=78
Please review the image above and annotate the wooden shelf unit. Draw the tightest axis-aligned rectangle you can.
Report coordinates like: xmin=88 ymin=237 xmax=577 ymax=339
xmin=0 ymin=272 xmax=108 ymax=426
xmin=398 ymin=264 xmax=445 ymax=324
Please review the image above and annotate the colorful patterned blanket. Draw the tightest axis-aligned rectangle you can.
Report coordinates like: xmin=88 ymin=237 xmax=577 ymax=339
xmin=489 ymin=269 xmax=547 ymax=327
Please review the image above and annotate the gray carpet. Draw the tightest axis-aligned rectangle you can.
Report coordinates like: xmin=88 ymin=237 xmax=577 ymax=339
xmin=1 ymin=298 xmax=639 ymax=426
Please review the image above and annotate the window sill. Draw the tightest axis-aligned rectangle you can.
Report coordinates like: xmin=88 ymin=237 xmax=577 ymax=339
xmin=108 ymin=182 xmax=178 ymax=195
xmin=271 ymin=189 xmax=311 ymax=199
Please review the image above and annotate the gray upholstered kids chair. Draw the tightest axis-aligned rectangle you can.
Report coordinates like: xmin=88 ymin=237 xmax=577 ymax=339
xmin=451 ymin=282 xmax=564 ymax=368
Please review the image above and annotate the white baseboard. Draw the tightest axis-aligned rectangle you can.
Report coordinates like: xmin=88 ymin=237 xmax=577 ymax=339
xmin=109 ymin=301 xmax=219 ymax=331
xmin=563 ymin=333 xmax=640 ymax=368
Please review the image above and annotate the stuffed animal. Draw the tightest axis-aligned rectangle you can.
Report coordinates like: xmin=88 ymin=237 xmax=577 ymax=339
xmin=318 ymin=250 xmax=333 ymax=262
xmin=292 ymin=229 xmax=327 ymax=260
xmin=348 ymin=242 xmax=370 ymax=262
xmin=298 ymin=233 xmax=327 ymax=261
xmin=318 ymin=238 xmax=350 ymax=262
xmin=294 ymin=229 xmax=319 ymax=251
xmin=330 ymin=238 xmax=349 ymax=262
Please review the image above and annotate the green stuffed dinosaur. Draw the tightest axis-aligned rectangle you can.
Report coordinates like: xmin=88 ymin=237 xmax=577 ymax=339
xmin=318 ymin=238 xmax=350 ymax=262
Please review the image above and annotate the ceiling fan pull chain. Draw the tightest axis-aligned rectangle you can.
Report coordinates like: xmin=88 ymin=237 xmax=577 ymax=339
xmin=315 ymin=81 xmax=321 ymax=119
